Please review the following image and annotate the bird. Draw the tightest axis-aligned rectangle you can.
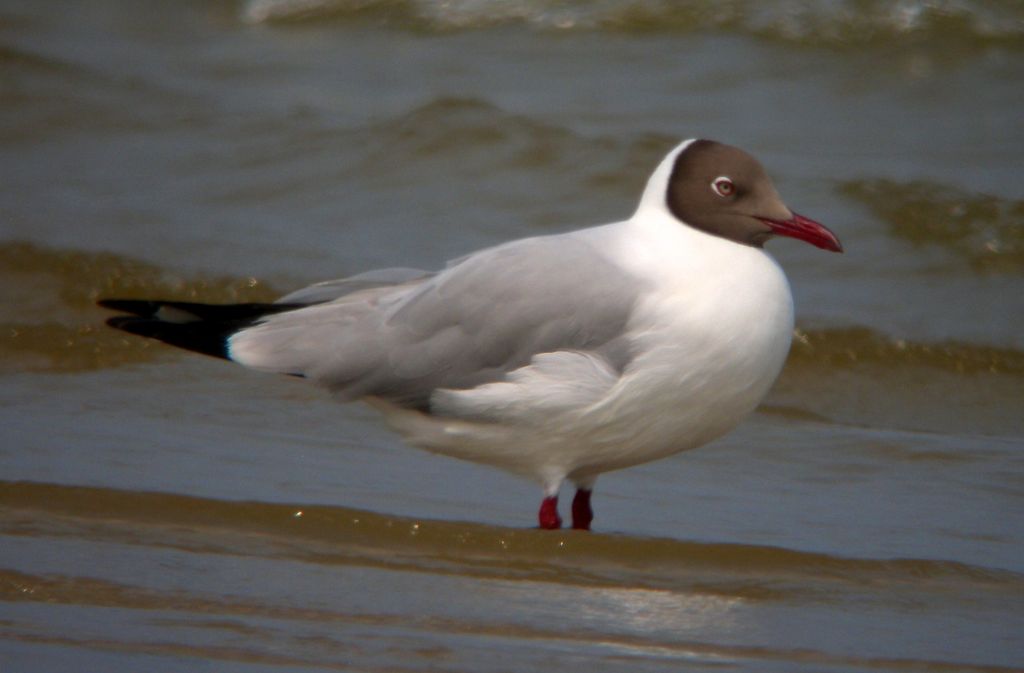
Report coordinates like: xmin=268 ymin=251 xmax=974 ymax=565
xmin=100 ymin=138 xmax=842 ymax=531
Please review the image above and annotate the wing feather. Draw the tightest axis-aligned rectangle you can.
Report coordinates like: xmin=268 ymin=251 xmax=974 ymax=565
xmin=229 ymin=230 xmax=644 ymax=411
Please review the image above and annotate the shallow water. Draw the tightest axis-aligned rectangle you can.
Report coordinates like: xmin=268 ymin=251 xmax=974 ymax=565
xmin=2 ymin=1 xmax=1023 ymax=671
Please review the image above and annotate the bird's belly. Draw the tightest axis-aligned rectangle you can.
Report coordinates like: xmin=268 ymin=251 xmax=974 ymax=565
xmin=376 ymin=317 xmax=791 ymax=485
xmin=564 ymin=283 xmax=794 ymax=476
xmin=377 ymin=255 xmax=795 ymax=485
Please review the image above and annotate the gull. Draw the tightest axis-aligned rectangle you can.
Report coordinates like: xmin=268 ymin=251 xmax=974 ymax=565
xmin=101 ymin=139 xmax=842 ymax=530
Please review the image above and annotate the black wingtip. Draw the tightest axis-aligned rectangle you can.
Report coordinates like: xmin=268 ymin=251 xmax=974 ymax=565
xmin=105 ymin=315 xmax=144 ymax=331
xmin=99 ymin=298 xmax=311 ymax=361
xmin=97 ymin=299 xmax=163 ymax=317
xmin=104 ymin=313 xmax=232 ymax=360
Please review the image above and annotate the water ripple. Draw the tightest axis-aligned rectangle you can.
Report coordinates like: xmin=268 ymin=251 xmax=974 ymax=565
xmin=241 ymin=0 xmax=1024 ymax=49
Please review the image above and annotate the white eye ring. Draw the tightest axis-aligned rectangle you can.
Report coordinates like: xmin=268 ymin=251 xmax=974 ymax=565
xmin=712 ymin=176 xmax=735 ymax=197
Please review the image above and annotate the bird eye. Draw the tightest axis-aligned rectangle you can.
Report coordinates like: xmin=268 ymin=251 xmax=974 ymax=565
xmin=712 ymin=177 xmax=735 ymax=196
xmin=712 ymin=177 xmax=735 ymax=197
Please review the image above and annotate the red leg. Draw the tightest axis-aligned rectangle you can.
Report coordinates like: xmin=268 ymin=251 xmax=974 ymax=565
xmin=538 ymin=495 xmax=562 ymax=530
xmin=571 ymin=488 xmax=593 ymax=531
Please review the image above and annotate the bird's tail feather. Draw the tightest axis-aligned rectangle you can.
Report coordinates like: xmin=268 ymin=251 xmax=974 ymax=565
xmin=99 ymin=299 xmax=307 ymax=360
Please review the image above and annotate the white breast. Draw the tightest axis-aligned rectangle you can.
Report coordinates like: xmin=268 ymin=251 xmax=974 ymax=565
xmin=556 ymin=213 xmax=795 ymax=478
xmin=371 ymin=215 xmax=795 ymax=488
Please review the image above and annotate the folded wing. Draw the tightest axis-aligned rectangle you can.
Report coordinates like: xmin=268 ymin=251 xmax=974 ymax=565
xmin=229 ymin=232 xmax=644 ymax=414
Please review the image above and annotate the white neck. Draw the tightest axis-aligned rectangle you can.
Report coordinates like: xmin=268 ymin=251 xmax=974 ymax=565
xmin=632 ymin=138 xmax=698 ymax=220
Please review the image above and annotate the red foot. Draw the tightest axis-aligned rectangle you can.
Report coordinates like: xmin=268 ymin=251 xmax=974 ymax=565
xmin=571 ymin=489 xmax=593 ymax=531
xmin=538 ymin=496 xmax=562 ymax=529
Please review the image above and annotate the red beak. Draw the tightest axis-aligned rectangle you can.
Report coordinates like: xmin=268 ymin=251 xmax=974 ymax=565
xmin=760 ymin=212 xmax=843 ymax=253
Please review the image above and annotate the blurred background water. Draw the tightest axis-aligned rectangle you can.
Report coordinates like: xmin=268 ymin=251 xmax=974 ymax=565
xmin=1 ymin=1 xmax=1023 ymax=671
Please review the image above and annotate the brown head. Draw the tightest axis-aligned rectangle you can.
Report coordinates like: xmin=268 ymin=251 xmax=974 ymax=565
xmin=665 ymin=140 xmax=842 ymax=252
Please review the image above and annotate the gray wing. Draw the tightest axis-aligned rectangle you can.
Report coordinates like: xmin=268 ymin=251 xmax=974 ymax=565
xmin=274 ymin=267 xmax=433 ymax=304
xmin=229 ymin=231 xmax=646 ymax=410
